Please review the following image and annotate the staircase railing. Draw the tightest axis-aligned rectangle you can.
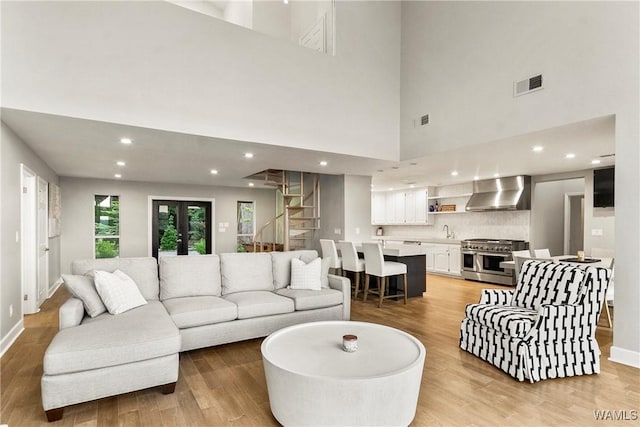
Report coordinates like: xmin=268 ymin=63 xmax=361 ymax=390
xmin=253 ymin=212 xmax=284 ymax=252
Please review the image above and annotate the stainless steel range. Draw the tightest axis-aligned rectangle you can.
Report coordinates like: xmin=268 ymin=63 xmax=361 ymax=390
xmin=460 ymin=238 xmax=529 ymax=285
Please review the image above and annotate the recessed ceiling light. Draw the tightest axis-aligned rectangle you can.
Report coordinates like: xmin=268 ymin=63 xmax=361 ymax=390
xmin=473 ymin=176 xmax=480 ymax=181
xmin=493 ymin=173 xmax=500 ymax=178
xmin=388 ymin=188 xmax=393 ymax=191
xmin=244 ymin=152 xmax=254 ymax=159
xmin=248 ymin=182 xmax=254 ymax=187
xmin=116 ymin=161 xmax=125 ymax=166
xmin=114 ymin=174 xmax=122 ymax=179
xmin=532 ymin=146 xmax=544 ymax=152
xmin=451 ymin=171 xmax=459 ymax=176
xmin=566 ymin=153 xmax=576 ymax=159
xmin=409 ymin=184 xmax=415 ymax=188
xmin=591 ymin=159 xmax=601 ymax=165
xmin=120 ymin=138 xmax=132 ymax=145
xmin=370 ymin=184 xmax=374 ymax=188
xmin=210 ymin=169 xmax=219 ymax=175
xmin=319 ymin=161 xmax=328 ymax=166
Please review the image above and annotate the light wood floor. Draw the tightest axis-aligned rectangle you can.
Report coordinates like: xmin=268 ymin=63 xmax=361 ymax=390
xmin=2 ymin=274 xmax=638 ymax=426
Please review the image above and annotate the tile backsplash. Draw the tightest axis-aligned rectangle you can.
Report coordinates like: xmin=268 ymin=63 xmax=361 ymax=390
xmin=377 ymin=210 xmax=530 ymax=241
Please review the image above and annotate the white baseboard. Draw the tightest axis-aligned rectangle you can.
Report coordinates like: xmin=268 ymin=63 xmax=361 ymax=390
xmin=609 ymin=346 xmax=640 ymax=368
xmin=49 ymin=276 xmax=63 ymax=298
xmin=0 ymin=319 xmax=24 ymax=358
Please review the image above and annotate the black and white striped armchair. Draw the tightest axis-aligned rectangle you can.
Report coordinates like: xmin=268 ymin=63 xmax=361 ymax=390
xmin=459 ymin=259 xmax=611 ymax=382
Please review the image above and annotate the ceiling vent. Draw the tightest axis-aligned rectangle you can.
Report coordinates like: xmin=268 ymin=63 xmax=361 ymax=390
xmin=514 ymin=74 xmax=543 ymax=97
xmin=420 ymin=114 xmax=429 ymax=125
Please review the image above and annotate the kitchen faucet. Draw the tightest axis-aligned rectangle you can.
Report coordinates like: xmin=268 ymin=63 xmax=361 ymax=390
xmin=443 ymin=224 xmax=454 ymax=239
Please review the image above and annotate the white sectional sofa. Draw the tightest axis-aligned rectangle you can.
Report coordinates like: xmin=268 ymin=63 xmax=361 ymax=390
xmin=41 ymin=250 xmax=350 ymax=422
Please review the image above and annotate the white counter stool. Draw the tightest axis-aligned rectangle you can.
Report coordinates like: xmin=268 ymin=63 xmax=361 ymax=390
xmin=533 ymin=248 xmax=551 ymax=258
xmin=512 ymin=250 xmax=533 ymax=280
xmin=362 ymin=242 xmax=407 ymax=308
xmin=337 ymin=241 xmax=365 ymax=300
xmin=320 ymin=239 xmax=342 ymax=275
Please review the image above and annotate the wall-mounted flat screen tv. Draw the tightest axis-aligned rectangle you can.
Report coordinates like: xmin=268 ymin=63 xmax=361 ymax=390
xmin=593 ymin=167 xmax=614 ymax=208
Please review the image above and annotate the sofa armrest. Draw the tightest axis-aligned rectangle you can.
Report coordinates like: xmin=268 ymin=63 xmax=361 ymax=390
xmin=59 ymin=297 xmax=85 ymax=330
xmin=479 ymin=289 xmax=513 ymax=305
xmin=524 ymin=304 xmax=588 ymax=342
xmin=328 ymin=274 xmax=351 ymax=321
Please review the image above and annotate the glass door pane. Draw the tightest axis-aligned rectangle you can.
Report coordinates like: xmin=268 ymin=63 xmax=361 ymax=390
xmin=156 ymin=202 xmax=178 ymax=258
xmin=187 ymin=205 xmax=207 ymax=255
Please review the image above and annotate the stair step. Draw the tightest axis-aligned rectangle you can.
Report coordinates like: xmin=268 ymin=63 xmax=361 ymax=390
xmin=288 ymin=217 xmax=318 ymax=221
xmin=290 ymin=227 xmax=318 ymax=231
xmin=287 ymin=205 xmax=316 ymax=210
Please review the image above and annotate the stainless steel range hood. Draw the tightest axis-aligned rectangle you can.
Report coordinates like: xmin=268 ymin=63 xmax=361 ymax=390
xmin=465 ymin=176 xmax=531 ymax=211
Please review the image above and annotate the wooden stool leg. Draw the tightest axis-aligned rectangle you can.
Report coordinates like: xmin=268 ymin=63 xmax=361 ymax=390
xmin=363 ymin=274 xmax=370 ymax=302
xmin=378 ymin=276 xmax=386 ymax=308
xmin=604 ymin=302 xmax=612 ymax=328
xmin=354 ymin=271 xmax=360 ymax=299
xmin=403 ymin=273 xmax=408 ymax=304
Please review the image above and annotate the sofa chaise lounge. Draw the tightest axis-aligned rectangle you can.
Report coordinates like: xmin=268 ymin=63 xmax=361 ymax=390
xmin=41 ymin=250 xmax=350 ymax=421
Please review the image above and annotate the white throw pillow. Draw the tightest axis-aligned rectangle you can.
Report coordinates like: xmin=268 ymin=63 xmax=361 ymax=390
xmin=62 ymin=274 xmax=107 ymax=318
xmin=300 ymin=254 xmax=331 ymax=288
xmin=290 ymin=258 xmax=322 ymax=291
xmin=94 ymin=269 xmax=147 ymax=315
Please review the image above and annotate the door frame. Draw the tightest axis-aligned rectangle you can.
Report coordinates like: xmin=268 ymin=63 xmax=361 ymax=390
xmin=36 ymin=176 xmax=49 ymax=308
xmin=20 ymin=164 xmax=38 ymax=314
xmin=147 ymin=196 xmax=216 ymax=256
xmin=563 ymin=191 xmax=585 ymax=254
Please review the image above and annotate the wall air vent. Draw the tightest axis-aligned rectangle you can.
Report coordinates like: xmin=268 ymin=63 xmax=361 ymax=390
xmin=514 ymin=74 xmax=544 ymax=97
xmin=599 ymin=153 xmax=615 ymax=158
xmin=421 ymin=114 xmax=429 ymax=125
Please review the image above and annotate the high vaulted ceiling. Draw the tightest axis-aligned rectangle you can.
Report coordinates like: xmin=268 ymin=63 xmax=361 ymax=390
xmin=2 ymin=108 xmax=615 ymax=190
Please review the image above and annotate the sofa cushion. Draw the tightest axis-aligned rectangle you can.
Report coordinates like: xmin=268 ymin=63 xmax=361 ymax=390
xmin=163 ymin=296 xmax=237 ymax=328
xmin=271 ymin=250 xmax=318 ymax=289
xmin=223 ymin=291 xmax=294 ymax=319
xmin=43 ymin=301 xmax=179 ymax=376
xmin=512 ymin=260 xmax=585 ymax=311
xmin=275 ymin=288 xmax=343 ymax=311
xmin=220 ymin=253 xmax=274 ymax=295
xmin=62 ymin=274 xmax=106 ymax=318
xmin=72 ymin=257 xmax=160 ymax=301
xmin=465 ymin=304 xmax=538 ymax=338
xmin=160 ymin=255 xmax=222 ymax=300
xmin=94 ymin=270 xmax=148 ymax=315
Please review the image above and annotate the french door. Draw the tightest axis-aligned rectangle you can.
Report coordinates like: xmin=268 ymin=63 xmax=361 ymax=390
xmin=152 ymin=200 xmax=212 ymax=259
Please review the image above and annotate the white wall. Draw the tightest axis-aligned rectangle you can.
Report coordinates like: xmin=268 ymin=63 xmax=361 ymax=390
xmin=343 ymin=175 xmax=371 ymax=244
xmin=166 ymin=1 xmax=224 ymax=19
xmin=1 ymin=0 xmax=400 ymax=161
xmin=59 ymin=177 xmax=276 ymax=275
xmin=1 ymin=122 xmax=60 ymax=340
xmin=318 ymin=174 xmax=345 ymax=250
xmin=224 ymin=0 xmax=253 ymax=30
xmin=530 ymin=178 xmax=584 ymax=256
xmin=253 ymin=0 xmax=291 ymax=41
xmin=401 ymin=0 xmax=638 ymax=365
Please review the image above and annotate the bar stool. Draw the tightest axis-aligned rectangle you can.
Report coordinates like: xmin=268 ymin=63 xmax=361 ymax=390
xmin=320 ymin=239 xmax=342 ymax=275
xmin=361 ymin=242 xmax=407 ymax=308
xmin=337 ymin=241 xmax=365 ymax=300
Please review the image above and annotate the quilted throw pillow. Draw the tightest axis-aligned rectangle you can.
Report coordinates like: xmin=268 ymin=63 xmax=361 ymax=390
xmin=94 ymin=269 xmax=147 ymax=315
xmin=511 ymin=260 xmax=585 ymax=311
xmin=290 ymin=257 xmax=322 ymax=291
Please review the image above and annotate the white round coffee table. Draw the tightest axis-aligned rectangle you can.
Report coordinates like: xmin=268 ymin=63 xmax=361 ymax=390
xmin=261 ymin=321 xmax=426 ymax=426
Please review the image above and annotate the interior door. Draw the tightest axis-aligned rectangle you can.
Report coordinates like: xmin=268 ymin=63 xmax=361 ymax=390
xmin=37 ymin=177 xmax=49 ymax=306
xmin=152 ymin=200 xmax=212 ymax=259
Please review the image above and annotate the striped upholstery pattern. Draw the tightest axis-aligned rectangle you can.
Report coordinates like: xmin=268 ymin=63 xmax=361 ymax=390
xmin=460 ymin=260 xmax=611 ymax=382
xmin=512 ymin=260 xmax=585 ymax=310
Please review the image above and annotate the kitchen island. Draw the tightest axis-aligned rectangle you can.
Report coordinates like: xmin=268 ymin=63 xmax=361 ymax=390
xmin=356 ymin=243 xmax=427 ymax=298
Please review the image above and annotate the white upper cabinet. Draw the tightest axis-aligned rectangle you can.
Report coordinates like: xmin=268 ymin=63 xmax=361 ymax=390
xmin=371 ymin=188 xmax=428 ymax=225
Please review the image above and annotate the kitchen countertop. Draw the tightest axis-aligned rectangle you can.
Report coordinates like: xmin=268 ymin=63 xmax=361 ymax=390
xmin=371 ymin=236 xmax=461 ymax=245
xmin=357 ymin=243 xmax=428 ymax=257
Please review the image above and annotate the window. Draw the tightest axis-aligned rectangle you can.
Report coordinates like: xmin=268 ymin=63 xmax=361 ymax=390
xmin=94 ymin=195 xmax=119 ymax=258
xmin=237 ymin=201 xmax=255 ymax=252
